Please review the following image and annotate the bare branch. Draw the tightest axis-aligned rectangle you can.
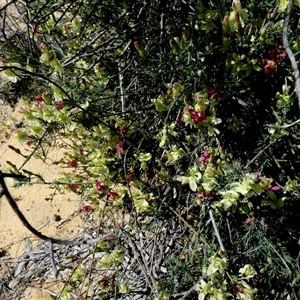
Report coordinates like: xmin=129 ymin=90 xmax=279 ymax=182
xmin=283 ymin=0 xmax=300 ymax=110
xmin=209 ymin=209 xmax=226 ymax=252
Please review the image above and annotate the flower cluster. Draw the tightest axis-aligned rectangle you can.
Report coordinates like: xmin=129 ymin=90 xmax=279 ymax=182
xmin=188 ymin=109 xmax=206 ymax=124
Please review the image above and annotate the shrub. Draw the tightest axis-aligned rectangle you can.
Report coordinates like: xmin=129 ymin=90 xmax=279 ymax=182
xmin=1 ymin=0 xmax=300 ymax=298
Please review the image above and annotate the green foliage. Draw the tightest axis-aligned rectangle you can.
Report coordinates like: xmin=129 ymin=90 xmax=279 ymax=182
xmin=2 ymin=0 xmax=300 ymax=298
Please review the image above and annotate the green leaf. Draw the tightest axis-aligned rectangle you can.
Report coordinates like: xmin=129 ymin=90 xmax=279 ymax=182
xmin=188 ymin=178 xmax=197 ymax=192
xmin=138 ymin=153 xmax=152 ymax=162
xmin=231 ymin=182 xmax=249 ymax=195
xmin=278 ymin=0 xmax=300 ymax=12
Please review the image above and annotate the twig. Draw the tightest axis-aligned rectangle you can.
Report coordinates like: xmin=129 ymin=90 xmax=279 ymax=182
xmin=171 ymin=284 xmax=196 ymax=299
xmin=118 ymin=62 xmax=126 ymax=116
xmin=18 ymin=130 xmax=48 ymax=170
xmin=246 ymin=139 xmax=277 ymax=167
xmin=84 ymin=200 xmax=108 ymax=299
xmin=49 ymin=240 xmax=58 ymax=277
xmin=209 ymin=209 xmax=225 ymax=252
xmin=264 ymin=237 xmax=292 ymax=274
xmin=267 ymin=118 xmax=300 ymax=128
xmin=226 ymin=217 xmax=233 ymax=246
xmin=169 ymin=206 xmax=210 ymax=248
xmin=283 ymin=0 xmax=300 ymax=110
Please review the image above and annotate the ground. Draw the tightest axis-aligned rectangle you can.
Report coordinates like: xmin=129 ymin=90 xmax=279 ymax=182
xmin=0 ymin=106 xmax=86 ymax=299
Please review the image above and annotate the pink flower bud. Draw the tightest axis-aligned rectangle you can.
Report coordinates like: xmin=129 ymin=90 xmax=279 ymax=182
xmin=107 ymin=190 xmax=119 ymax=200
xmin=37 ymin=41 xmax=45 ymax=52
xmin=116 ymin=141 xmax=125 ymax=154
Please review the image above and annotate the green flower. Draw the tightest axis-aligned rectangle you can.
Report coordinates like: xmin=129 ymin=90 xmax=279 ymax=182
xmin=51 ymin=84 xmax=68 ymax=101
xmin=72 ymin=266 xmax=84 ymax=281
xmin=278 ymin=0 xmax=300 ymax=12
xmin=156 ymin=123 xmax=177 ymax=148
xmin=152 ymin=95 xmax=166 ymax=112
xmin=235 ymin=281 xmax=256 ymax=300
xmin=111 ymin=184 xmax=127 ymax=206
xmin=197 ymin=280 xmax=214 ymax=298
xmin=166 ymin=146 xmax=185 ymax=165
xmin=239 ymin=264 xmax=256 ymax=280
xmin=119 ymin=282 xmax=131 ymax=294
xmin=138 ymin=153 xmax=152 ymax=170
xmin=99 ymin=249 xmax=124 ymax=268
xmin=177 ymin=165 xmax=202 ymax=192
xmin=14 ymin=130 xmax=29 ymax=143
xmin=130 ymin=184 xmax=152 ymax=213
xmin=215 ymin=190 xmax=240 ymax=212
xmin=30 ymin=123 xmax=46 ymax=137
xmin=50 ymin=59 xmax=64 ymax=76
xmin=2 ymin=65 xmax=22 ymax=83
xmin=94 ymin=64 xmax=108 ymax=84
xmin=206 ymin=253 xmax=228 ymax=276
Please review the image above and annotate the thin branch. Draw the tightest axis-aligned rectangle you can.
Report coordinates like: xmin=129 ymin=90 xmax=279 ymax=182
xmin=267 ymin=118 xmax=300 ymax=128
xmin=209 ymin=209 xmax=225 ymax=252
xmin=283 ymin=0 xmax=300 ymax=110
xmin=264 ymin=237 xmax=292 ymax=274
xmin=18 ymin=130 xmax=48 ymax=170
xmin=246 ymin=139 xmax=277 ymax=167
xmin=118 ymin=62 xmax=126 ymax=116
xmin=171 ymin=284 xmax=197 ymax=299
xmin=49 ymin=240 xmax=58 ymax=277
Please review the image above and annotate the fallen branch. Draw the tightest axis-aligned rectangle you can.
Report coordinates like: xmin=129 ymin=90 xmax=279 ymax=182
xmin=0 ymin=171 xmax=114 ymax=246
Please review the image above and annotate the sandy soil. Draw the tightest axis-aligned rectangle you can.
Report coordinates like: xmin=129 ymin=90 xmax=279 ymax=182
xmin=0 ymin=104 xmax=87 ymax=300
xmin=0 ymin=2 xmax=90 ymax=298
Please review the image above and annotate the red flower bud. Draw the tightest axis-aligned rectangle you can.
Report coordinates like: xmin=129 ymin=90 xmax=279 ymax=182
xmin=182 ymin=26 xmax=189 ymax=40
xmin=95 ymin=180 xmax=107 ymax=192
xmin=189 ymin=109 xmax=206 ymax=124
xmin=222 ymin=15 xmax=230 ymax=33
xmin=133 ymin=41 xmax=147 ymax=58
xmin=119 ymin=126 xmax=127 ymax=135
xmin=234 ymin=11 xmax=240 ymax=22
xmin=169 ymin=39 xmax=178 ymax=49
xmin=37 ymin=41 xmax=45 ymax=52
xmin=134 ymin=41 xmax=142 ymax=51
xmin=68 ymin=184 xmax=79 ymax=190
xmin=56 ymin=101 xmax=65 ymax=110
xmin=67 ymin=160 xmax=78 ymax=167
xmin=225 ymin=56 xmax=232 ymax=70
xmin=80 ymin=205 xmax=93 ymax=212
xmin=176 ymin=118 xmax=185 ymax=127
xmin=35 ymin=95 xmax=44 ymax=103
